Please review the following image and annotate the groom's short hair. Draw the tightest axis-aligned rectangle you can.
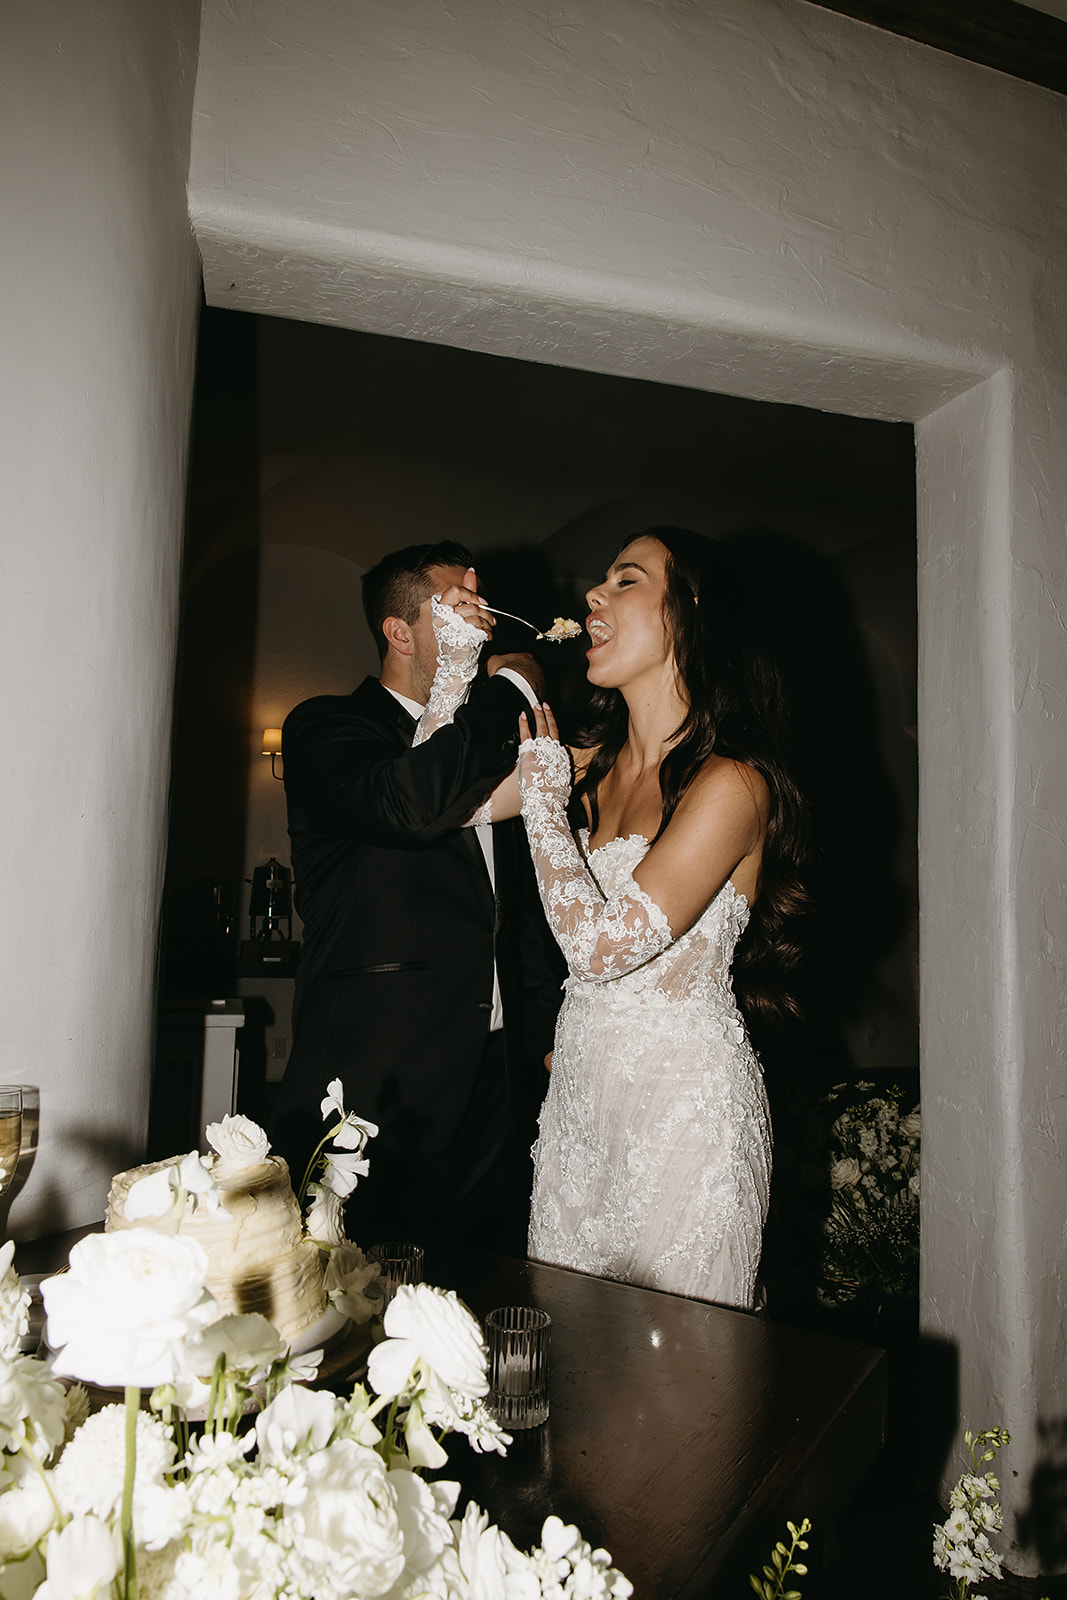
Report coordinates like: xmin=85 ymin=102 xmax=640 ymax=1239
xmin=362 ymin=540 xmax=475 ymax=662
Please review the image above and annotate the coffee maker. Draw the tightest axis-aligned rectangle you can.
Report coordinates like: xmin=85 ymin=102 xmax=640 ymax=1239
xmin=248 ymin=857 xmax=293 ymax=941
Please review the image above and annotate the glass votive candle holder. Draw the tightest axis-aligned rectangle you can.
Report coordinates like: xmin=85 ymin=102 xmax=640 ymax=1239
xmin=486 ymin=1306 xmax=551 ymax=1429
xmin=367 ymin=1242 xmax=424 ymax=1310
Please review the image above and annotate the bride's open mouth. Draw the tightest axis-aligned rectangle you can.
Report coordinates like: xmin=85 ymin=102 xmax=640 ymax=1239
xmin=586 ymin=617 xmax=612 ymax=652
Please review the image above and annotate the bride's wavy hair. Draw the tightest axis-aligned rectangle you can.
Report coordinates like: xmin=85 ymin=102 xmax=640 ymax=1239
xmin=573 ymin=526 xmax=811 ymax=1029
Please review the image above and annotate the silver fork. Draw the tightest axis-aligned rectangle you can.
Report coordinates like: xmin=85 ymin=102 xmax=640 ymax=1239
xmin=482 ymin=604 xmax=579 ymax=640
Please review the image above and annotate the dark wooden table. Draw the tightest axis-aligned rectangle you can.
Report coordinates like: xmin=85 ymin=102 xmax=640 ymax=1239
xmin=17 ymin=1230 xmax=886 ymax=1598
xmin=423 ymin=1244 xmax=887 ymax=1600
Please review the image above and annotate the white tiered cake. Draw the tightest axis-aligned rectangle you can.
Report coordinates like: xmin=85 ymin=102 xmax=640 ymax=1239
xmin=105 ymin=1126 xmax=336 ymax=1349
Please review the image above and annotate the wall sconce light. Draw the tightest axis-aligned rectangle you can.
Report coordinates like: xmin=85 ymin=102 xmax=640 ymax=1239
xmin=262 ymin=727 xmax=283 ymax=780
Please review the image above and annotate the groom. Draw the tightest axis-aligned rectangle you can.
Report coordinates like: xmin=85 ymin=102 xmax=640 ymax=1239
xmin=271 ymin=541 xmax=563 ymax=1254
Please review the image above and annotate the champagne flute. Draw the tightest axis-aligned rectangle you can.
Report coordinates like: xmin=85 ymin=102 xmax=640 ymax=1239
xmin=0 ymin=1088 xmax=23 ymax=1203
xmin=0 ymin=1085 xmax=38 ymax=1214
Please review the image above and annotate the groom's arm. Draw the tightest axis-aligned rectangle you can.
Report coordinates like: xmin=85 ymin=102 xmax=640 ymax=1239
xmin=283 ymin=675 xmax=530 ymax=847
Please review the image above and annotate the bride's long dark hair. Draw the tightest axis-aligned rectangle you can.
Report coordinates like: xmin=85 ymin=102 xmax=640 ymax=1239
xmin=573 ymin=526 xmax=811 ymax=1029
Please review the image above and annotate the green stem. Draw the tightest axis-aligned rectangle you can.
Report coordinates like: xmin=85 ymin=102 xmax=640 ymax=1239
xmin=122 ymin=1385 xmax=139 ymax=1600
xmin=295 ymin=1126 xmax=334 ymax=1203
xmin=19 ymin=1437 xmax=65 ymax=1524
xmin=296 ymin=1122 xmax=343 ymax=1206
xmin=171 ymin=1178 xmax=186 ymax=1234
xmin=208 ymin=1353 xmax=227 ymax=1438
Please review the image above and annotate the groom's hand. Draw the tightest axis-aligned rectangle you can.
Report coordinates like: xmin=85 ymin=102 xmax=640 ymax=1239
xmin=487 ymin=651 xmax=544 ymax=701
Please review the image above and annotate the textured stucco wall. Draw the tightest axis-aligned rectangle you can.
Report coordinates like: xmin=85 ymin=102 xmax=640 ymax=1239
xmin=0 ymin=0 xmax=203 ymax=1233
xmin=188 ymin=0 xmax=1067 ymax=1567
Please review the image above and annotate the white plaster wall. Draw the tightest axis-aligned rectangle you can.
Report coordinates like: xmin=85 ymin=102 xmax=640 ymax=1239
xmin=188 ymin=0 xmax=1067 ymax=1565
xmin=0 ymin=0 xmax=202 ymax=1234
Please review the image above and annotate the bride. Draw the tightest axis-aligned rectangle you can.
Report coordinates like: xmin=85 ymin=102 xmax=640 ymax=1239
xmin=514 ymin=528 xmax=809 ymax=1310
xmin=416 ymin=527 xmax=808 ymax=1310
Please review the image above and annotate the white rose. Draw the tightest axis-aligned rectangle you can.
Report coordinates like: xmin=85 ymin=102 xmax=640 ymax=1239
xmin=205 ymin=1114 xmax=271 ymax=1171
xmin=42 ymin=1230 xmax=217 ymax=1388
xmin=830 ymin=1157 xmax=862 ymax=1190
xmin=292 ymin=1439 xmax=405 ymax=1599
xmin=37 ymin=1514 xmax=121 ymax=1600
xmin=900 ymin=1109 xmax=922 ymax=1140
xmin=368 ymin=1284 xmax=488 ymax=1405
xmin=0 ymin=1474 xmax=59 ymax=1556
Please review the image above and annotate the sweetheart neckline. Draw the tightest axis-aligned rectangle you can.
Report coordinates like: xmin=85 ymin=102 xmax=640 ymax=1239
xmin=578 ymin=828 xmax=750 ymax=911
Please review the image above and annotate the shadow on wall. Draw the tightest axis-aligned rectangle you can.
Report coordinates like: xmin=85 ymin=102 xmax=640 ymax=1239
xmin=1018 ymin=1417 xmax=1067 ymax=1573
xmin=162 ymin=545 xmax=262 ymax=998
xmin=731 ymin=527 xmax=915 ymax=1076
xmin=521 ymin=514 xmax=917 ymax=1080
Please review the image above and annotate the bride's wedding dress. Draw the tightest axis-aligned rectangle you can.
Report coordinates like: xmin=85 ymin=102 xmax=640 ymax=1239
xmin=416 ymin=600 xmax=770 ymax=1309
xmin=521 ymin=753 xmax=771 ymax=1311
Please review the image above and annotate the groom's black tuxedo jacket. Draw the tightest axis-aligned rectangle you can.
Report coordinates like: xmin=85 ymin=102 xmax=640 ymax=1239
xmin=271 ymin=672 xmax=563 ymax=1243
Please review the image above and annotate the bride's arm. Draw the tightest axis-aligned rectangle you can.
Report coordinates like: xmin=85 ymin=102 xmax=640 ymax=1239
xmin=411 ymin=595 xmax=486 ymax=747
xmin=412 ymin=594 xmax=526 ymax=823
xmin=518 ymin=708 xmax=766 ymax=980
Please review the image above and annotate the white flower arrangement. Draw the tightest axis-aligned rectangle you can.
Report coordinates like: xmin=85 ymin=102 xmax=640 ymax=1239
xmin=0 ymin=1090 xmax=633 ymax=1600
xmin=819 ymin=1081 xmax=920 ymax=1311
xmin=0 ymin=1240 xmax=632 ymax=1600
xmin=933 ymin=1427 xmax=1011 ymax=1599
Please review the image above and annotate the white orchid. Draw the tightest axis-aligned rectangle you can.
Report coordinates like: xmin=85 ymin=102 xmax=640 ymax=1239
xmin=255 ymin=1383 xmax=338 ymax=1463
xmin=319 ymin=1150 xmax=370 ymax=1200
xmin=124 ymin=1151 xmax=231 ymax=1224
xmin=37 ymin=1514 xmax=122 ymax=1600
xmin=180 ymin=1312 xmax=286 ymax=1385
xmin=304 ymin=1183 xmax=347 ymax=1247
xmin=319 ymin=1078 xmax=379 ymax=1153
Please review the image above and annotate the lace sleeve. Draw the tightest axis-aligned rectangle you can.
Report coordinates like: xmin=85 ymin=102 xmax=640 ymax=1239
xmin=411 ymin=597 xmax=494 ymax=825
xmin=518 ymin=737 xmax=673 ymax=981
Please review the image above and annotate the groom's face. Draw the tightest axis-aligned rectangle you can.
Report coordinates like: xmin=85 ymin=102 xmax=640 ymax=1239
xmin=408 ymin=563 xmax=471 ymax=704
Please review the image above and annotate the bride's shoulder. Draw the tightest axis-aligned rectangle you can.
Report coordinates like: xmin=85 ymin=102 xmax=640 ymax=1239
xmin=683 ymin=753 xmax=770 ymax=820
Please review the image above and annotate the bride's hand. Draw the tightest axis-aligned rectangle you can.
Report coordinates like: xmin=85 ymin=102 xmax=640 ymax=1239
xmin=519 ymin=703 xmax=561 ymax=743
xmin=436 ymin=566 xmax=494 ymax=637
xmin=517 ymin=703 xmax=572 ymax=808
